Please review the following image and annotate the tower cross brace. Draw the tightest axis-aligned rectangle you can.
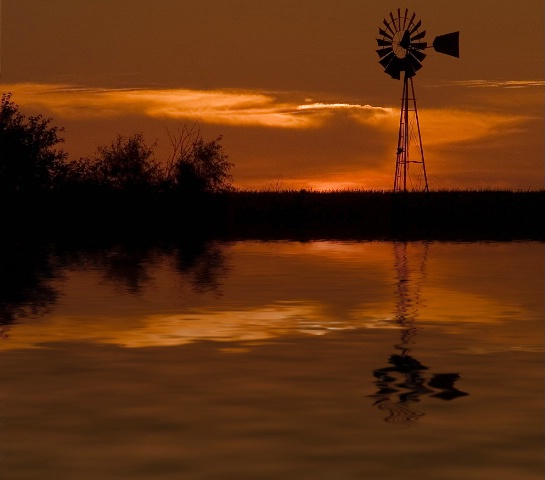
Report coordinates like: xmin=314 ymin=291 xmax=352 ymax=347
xmin=394 ymin=73 xmax=428 ymax=193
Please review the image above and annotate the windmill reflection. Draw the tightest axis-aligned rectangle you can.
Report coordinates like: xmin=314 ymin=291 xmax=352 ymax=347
xmin=369 ymin=242 xmax=468 ymax=424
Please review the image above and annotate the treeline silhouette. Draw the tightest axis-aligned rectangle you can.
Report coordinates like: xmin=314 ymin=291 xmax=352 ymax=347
xmin=0 ymin=93 xmax=234 ymax=196
xmin=1 ymin=93 xmax=543 ymax=241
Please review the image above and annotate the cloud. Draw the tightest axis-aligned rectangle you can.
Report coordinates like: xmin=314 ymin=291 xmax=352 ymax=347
xmin=445 ymin=79 xmax=545 ymax=89
xmin=419 ymin=109 xmax=527 ymax=146
xmin=295 ymin=102 xmax=393 ymax=115
xmin=2 ymin=83 xmax=393 ymax=129
xmin=3 ymin=83 xmax=533 ymax=146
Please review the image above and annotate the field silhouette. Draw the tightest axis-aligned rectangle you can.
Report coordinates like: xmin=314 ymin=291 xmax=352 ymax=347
xmin=1 ymin=189 xmax=543 ymax=242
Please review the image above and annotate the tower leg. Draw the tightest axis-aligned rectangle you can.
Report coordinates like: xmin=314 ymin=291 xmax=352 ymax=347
xmin=394 ymin=74 xmax=428 ymax=193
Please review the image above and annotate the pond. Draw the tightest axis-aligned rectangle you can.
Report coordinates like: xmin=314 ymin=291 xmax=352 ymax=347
xmin=0 ymin=240 xmax=543 ymax=479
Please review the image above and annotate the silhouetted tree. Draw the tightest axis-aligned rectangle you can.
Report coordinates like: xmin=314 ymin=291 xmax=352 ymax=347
xmin=0 ymin=93 xmax=67 ymax=193
xmin=1 ymin=96 xmax=235 ymax=197
xmin=80 ymin=132 xmax=162 ymax=193
xmin=61 ymin=155 xmax=99 ymax=191
xmin=165 ymin=123 xmax=234 ymax=194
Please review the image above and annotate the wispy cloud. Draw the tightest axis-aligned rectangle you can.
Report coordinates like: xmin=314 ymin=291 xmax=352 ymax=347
xmin=419 ymin=109 xmax=527 ymax=146
xmin=2 ymin=82 xmax=535 ymax=170
xmin=447 ymin=79 xmax=545 ymax=89
xmin=2 ymin=83 xmax=393 ymax=129
xmin=296 ymin=102 xmax=392 ymax=113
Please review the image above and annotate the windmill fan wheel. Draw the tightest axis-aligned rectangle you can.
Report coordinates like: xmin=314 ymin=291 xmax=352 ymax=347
xmin=376 ymin=8 xmax=428 ymax=80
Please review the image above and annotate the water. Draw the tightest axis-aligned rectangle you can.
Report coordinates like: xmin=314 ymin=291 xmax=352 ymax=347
xmin=0 ymin=240 xmax=543 ymax=479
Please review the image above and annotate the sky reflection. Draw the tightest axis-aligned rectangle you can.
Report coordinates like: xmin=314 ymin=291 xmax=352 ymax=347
xmin=0 ymin=240 xmax=542 ymax=352
xmin=0 ymin=240 xmax=543 ymax=479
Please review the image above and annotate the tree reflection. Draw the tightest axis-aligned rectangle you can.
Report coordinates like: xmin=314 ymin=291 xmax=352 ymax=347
xmin=0 ymin=238 xmax=230 ymax=336
xmin=369 ymin=242 xmax=468 ymax=424
xmin=172 ymin=239 xmax=230 ymax=294
xmin=96 ymin=243 xmax=157 ymax=295
xmin=0 ymin=241 xmax=61 ymax=332
xmin=61 ymin=239 xmax=230 ymax=295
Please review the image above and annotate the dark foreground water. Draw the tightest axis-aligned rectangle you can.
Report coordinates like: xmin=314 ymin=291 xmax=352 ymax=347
xmin=0 ymin=240 xmax=543 ymax=479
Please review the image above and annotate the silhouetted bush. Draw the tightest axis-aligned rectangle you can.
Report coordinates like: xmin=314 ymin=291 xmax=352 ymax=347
xmin=164 ymin=123 xmax=234 ymax=194
xmin=1 ymin=96 xmax=234 ymax=197
xmin=0 ymin=93 xmax=67 ymax=193
xmin=65 ymin=132 xmax=162 ymax=193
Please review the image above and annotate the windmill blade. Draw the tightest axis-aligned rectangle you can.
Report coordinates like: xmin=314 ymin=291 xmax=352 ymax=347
xmin=404 ymin=62 xmax=417 ymax=78
xmin=379 ymin=52 xmax=395 ymax=68
xmin=376 ymin=47 xmax=393 ymax=59
xmin=407 ymin=12 xmax=416 ymax=29
xmin=389 ymin=12 xmax=396 ymax=29
xmin=409 ymin=19 xmax=422 ymax=35
xmin=405 ymin=53 xmax=423 ymax=73
xmin=410 ymin=48 xmax=427 ymax=62
xmin=433 ymin=31 xmax=460 ymax=57
xmin=402 ymin=8 xmax=409 ymax=29
xmin=411 ymin=42 xmax=428 ymax=51
xmin=379 ymin=27 xmax=393 ymax=40
xmin=376 ymin=38 xmax=392 ymax=47
xmin=383 ymin=18 xmax=395 ymax=35
xmin=385 ymin=57 xmax=404 ymax=80
xmin=411 ymin=30 xmax=426 ymax=41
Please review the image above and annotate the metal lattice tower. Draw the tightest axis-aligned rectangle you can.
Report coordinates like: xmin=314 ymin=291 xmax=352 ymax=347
xmin=375 ymin=8 xmax=459 ymax=192
xmin=395 ymin=75 xmax=427 ymax=192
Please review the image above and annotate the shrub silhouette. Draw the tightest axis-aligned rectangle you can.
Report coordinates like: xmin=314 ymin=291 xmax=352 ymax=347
xmin=74 ymin=132 xmax=162 ymax=193
xmin=1 ymin=96 xmax=234 ymax=196
xmin=66 ymin=127 xmax=234 ymax=195
xmin=0 ymin=93 xmax=67 ymax=193
xmin=165 ymin=123 xmax=234 ymax=194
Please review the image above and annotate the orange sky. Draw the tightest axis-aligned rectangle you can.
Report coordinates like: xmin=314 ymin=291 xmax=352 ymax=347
xmin=1 ymin=0 xmax=543 ymax=190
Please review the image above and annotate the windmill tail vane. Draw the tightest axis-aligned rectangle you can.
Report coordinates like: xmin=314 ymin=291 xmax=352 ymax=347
xmin=375 ymin=8 xmax=459 ymax=192
xmin=433 ymin=32 xmax=460 ymax=58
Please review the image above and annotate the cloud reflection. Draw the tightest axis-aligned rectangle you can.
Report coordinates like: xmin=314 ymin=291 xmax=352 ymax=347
xmin=1 ymin=302 xmax=358 ymax=350
xmin=0 ymin=241 xmax=541 ymax=351
xmin=1 ymin=285 xmax=533 ymax=351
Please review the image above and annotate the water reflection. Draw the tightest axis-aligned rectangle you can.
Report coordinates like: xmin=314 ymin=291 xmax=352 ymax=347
xmin=2 ymin=240 xmax=540 ymax=351
xmin=0 ymin=241 xmax=60 ymax=335
xmin=369 ymin=242 xmax=468 ymax=424
xmin=0 ymin=240 xmax=542 ymax=479
xmin=0 ymin=238 xmax=230 ymax=331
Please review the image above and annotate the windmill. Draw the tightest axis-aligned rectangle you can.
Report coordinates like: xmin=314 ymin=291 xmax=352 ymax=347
xmin=376 ymin=8 xmax=459 ymax=192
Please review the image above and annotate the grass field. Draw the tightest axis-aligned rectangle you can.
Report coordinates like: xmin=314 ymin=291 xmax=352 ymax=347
xmin=2 ymin=189 xmax=544 ymax=241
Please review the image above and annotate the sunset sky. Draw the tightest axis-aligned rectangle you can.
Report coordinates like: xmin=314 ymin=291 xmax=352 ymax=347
xmin=1 ymin=0 xmax=543 ymax=190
